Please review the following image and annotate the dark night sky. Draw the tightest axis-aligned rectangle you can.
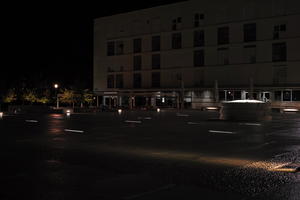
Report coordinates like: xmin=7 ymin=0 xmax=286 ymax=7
xmin=2 ymin=1 xmax=185 ymax=93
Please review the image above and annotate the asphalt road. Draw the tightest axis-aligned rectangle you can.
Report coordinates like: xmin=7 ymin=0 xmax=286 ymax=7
xmin=0 ymin=110 xmax=299 ymax=199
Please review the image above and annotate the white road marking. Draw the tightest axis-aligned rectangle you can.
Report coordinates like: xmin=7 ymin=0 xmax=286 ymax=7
xmin=209 ymin=130 xmax=236 ymax=134
xmin=125 ymin=120 xmax=142 ymax=124
xmin=25 ymin=120 xmax=38 ymax=123
xmin=187 ymin=122 xmax=201 ymax=125
xmin=144 ymin=117 xmax=152 ymax=120
xmin=64 ymin=129 xmax=84 ymax=133
xmin=239 ymin=123 xmax=262 ymax=126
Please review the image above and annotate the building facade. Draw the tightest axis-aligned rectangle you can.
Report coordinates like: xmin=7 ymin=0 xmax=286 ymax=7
xmin=94 ymin=0 xmax=300 ymax=109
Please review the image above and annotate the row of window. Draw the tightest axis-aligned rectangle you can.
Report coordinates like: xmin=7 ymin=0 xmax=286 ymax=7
xmin=107 ymin=23 xmax=287 ymax=56
xmin=107 ymin=73 xmax=161 ymax=89
xmin=108 ymin=42 xmax=286 ymax=72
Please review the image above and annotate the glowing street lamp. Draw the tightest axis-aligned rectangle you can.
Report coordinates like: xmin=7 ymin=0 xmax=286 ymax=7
xmin=54 ymin=84 xmax=59 ymax=109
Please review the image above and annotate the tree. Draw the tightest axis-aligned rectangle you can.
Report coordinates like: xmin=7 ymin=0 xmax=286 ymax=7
xmin=22 ymin=89 xmax=38 ymax=104
xmin=3 ymin=89 xmax=17 ymax=103
xmin=37 ymin=89 xmax=51 ymax=104
xmin=82 ymin=89 xmax=94 ymax=107
xmin=60 ymin=89 xmax=76 ymax=108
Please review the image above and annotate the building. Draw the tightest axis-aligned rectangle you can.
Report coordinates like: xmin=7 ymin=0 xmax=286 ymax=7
xmin=93 ymin=0 xmax=300 ymax=110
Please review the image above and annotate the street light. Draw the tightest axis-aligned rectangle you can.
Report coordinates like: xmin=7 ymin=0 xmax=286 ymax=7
xmin=54 ymin=84 xmax=59 ymax=109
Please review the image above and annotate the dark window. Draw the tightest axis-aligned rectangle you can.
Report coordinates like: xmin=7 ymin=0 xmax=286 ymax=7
xmin=273 ymin=24 xmax=286 ymax=39
xmin=272 ymin=42 xmax=286 ymax=62
xmin=133 ymin=73 xmax=142 ymax=88
xmin=194 ymin=13 xmax=204 ymax=27
xmin=194 ymin=30 xmax=204 ymax=47
xmin=152 ymin=36 xmax=161 ymax=51
xmin=218 ymin=27 xmax=229 ymax=45
xmin=152 ymin=54 xmax=161 ymax=69
xmin=234 ymin=91 xmax=241 ymax=100
xmin=133 ymin=56 xmax=142 ymax=71
xmin=283 ymin=91 xmax=291 ymax=101
xmin=172 ymin=33 xmax=182 ymax=49
xmin=194 ymin=50 xmax=205 ymax=67
xmin=152 ymin=72 xmax=160 ymax=88
xmin=116 ymin=74 xmax=123 ymax=88
xmin=292 ymin=91 xmax=300 ymax=101
xmin=107 ymin=75 xmax=114 ymax=88
xmin=107 ymin=41 xmax=115 ymax=56
xmin=274 ymin=91 xmax=282 ymax=101
xmin=219 ymin=91 xmax=225 ymax=101
xmin=226 ymin=91 xmax=234 ymax=101
xmin=280 ymin=24 xmax=286 ymax=31
xmin=133 ymin=38 xmax=142 ymax=53
xmin=244 ymin=23 xmax=256 ymax=42
xmin=116 ymin=41 xmax=124 ymax=55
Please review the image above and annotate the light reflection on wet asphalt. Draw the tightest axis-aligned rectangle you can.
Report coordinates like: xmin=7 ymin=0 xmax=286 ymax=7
xmin=0 ymin=110 xmax=299 ymax=199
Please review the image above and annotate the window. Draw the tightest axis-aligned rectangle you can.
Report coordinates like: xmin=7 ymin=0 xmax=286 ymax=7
xmin=133 ymin=38 xmax=142 ymax=53
xmin=244 ymin=23 xmax=256 ymax=42
xmin=219 ymin=91 xmax=226 ymax=101
xmin=172 ymin=17 xmax=182 ymax=30
xmin=107 ymin=41 xmax=115 ymax=56
xmin=194 ymin=13 xmax=204 ymax=27
xmin=152 ymin=72 xmax=160 ymax=88
xmin=292 ymin=91 xmax=300 ymax=101
xmin=217 ymin=48 xmax=229 ymax=65
xmin=234 ymin=91 xmax=242 ymax=100
xmin=283 ymin=91 xmax=291 ymax=101
xmin=152 ymin=35 xmax=161 ymax=51
xmin=116 ymin=74 xmax=123 ymax=88
xmin=243 ymin=45 xmax=256 ymax=63
xmin=152 ymin=54 xmax=161 ymax=69
xmin=107 ymin=75 xmax=114 ymax=88
xmin=133 ymin=56 xmax=142 ymax=71
xmin=116 ymin=41 xmax=124 ymax=55
xmin=273 ymin=24 xmax=286 ymax=39
xmin=194 ymin=50 xmax=205 ymax=67
xmin=218 ymin=27 xmax=229 ymax=45
xmin=133 ymin=73 xmax=142 ymax=88
xmin=274 ymin=91 xmax=282 ymax=101
xmin=172 ymin=33 xmax=182 ymax=49
xmin=272 ymin=42 xmax=286 ymax=62
xmin=194 ymin=30 xmax=204 ymax=47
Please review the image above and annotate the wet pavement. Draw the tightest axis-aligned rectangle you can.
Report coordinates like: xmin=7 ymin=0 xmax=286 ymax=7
xmin=0 ymin=110 xmax=299 ymax=199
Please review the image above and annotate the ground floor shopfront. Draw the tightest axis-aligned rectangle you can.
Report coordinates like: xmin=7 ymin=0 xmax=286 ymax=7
xmin=94 ymin=87 xmax=300 ymax=110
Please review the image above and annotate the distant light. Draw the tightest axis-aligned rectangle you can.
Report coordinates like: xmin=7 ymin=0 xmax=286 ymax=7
xmin=54 ymin=84 xmax=59 ymax=89
xmin=206 ymin=107 xmax=218 ymax=110
xmin=283 ymin=108 xmax=299 ymax=112
xmin=226 ymin=100 xmax=264 ymax=104
xmin=0 ymin=112 xmax=3 ymax=118
xmin=157 ymin=108 xmax=161 ymax=113
xmin=162 ymin=97 xmax=165 ymax=103
xmin=66 ymin=112 xmax=71 ymax=117
xmin=66 ymin=110 xmax=71 ymax=113
xmin=118 ymin=109 xmax=122 ymax=114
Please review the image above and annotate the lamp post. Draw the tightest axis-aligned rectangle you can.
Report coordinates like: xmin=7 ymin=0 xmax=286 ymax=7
xmin=54 ymin=84 xmax=59 ymax=109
